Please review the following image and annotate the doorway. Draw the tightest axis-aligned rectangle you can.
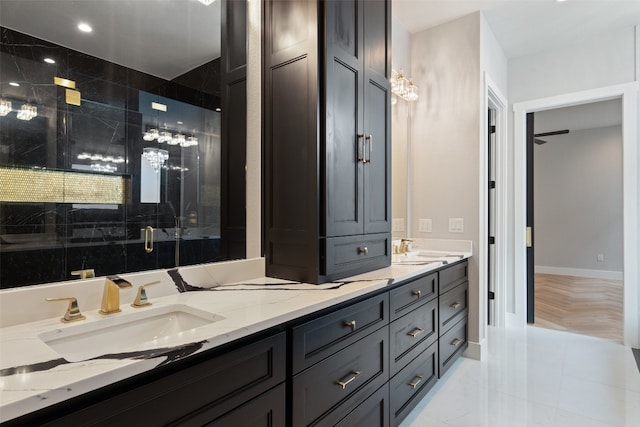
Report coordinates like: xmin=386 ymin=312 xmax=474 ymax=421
xmin=512 ymin=83 xmax=639 ymax=348
xmin=526 ymin=101 xmax=624 ymax=342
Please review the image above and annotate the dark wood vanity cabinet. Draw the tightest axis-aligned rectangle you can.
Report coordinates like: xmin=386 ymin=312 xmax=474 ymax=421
xmin=8 ymin=261 xmax=469 ymax=427
xmin=263 ymin=0 xmax=392 ymax=284
xmin=9 ymin=332 xmax=287 ymax=427
xmin=438 ymin=262 xmax=469 ymax=377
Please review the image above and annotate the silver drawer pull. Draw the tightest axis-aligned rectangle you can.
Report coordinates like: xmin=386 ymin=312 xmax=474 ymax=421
xmin=408 ymin=375 xmax=423 ymax=389
xmin=408 ymin=327 xmax=424 ymax=338
xmin=357 ymin=247 xmax=368 ymax=255
xmin=411 ymin=290 xmax=421 ymax=298
xmin=336 ymin=370 xmax=361 ymax=389
xmin=450 ymin=302 xmax=461 ymax=309
xmin=344 ymin=320 xmax=356 ymax=331
xmin=451 ymin=338 xmax=462 ymax=347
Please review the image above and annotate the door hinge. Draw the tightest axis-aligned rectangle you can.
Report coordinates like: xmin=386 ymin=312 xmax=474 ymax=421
xmin=526 ymin=227 xmax=532 ymax=248
xmin=489 ymin=236 xmax=495 ymax=245
xmin=488 ymin=291 xmax=495 ymax=300
xmin=489 ymin=181 xmax=496 ymax=189
xmin=490 ymin=125 xmax=496 ymax=134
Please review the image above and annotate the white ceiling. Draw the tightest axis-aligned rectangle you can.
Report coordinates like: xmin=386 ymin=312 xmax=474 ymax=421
xmin=0 ymin=0 xmax=221 ymax=80
xmin=393 ymin=0 xmax=640 ymax=58
xmin=535 ymin=98 xmax=622 ymax=134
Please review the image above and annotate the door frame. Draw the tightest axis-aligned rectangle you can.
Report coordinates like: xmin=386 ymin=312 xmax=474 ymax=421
xmin=512 ymin=82 xmax=639 ymax=347
xmin=482 ymin=72 xmax=508 ymax=329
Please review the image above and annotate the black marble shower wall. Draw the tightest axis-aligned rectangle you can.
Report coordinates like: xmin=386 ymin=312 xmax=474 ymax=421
xmin=0 ymin=27 xmax=230 ymax=288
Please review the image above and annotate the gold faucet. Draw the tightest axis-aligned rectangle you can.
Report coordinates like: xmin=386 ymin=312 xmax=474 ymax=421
xmin=71 ymin=269 xmax=95 ymax=279
xmin=99 ymin=275 xmax=132 ymax=315
xmin=399 ymin=239 xmax=414 ymax=254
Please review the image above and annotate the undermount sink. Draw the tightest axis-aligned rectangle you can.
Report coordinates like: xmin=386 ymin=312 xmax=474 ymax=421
xmin=38 ymin=304 xmax=223 ymax=362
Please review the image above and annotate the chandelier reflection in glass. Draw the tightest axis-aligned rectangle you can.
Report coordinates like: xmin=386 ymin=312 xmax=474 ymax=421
xmin=143 ymin=128 xmax=198 ymax=147
xmin=16 ymin=103 xmax=38 ymax=120
xmin=0 ymin=99 xmax=12 ymax=116
xmin=142 ymin=147 xmax=169 ymax=173
xmin=390 ymin=69 xmax=418 ymax=103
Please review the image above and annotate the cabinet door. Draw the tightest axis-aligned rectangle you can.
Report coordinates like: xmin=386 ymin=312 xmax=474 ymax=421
xmin=204 ymin=384 xmax=285 ymax=427
xmin=325 ymin=0 xmax=365 ymax=237
xmin=363 ymin=0 xmax=391 ymax=234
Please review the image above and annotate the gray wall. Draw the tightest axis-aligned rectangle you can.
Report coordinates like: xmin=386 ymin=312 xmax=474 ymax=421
xmin=410 ymin=12 xmax=481 ymax=344
xmin=534 ymin=125 xmax=623 ymax=274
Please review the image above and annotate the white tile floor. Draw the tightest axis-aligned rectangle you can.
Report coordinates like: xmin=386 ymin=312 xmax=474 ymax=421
xmin=400 ymin=326 xmax=640 ymax=427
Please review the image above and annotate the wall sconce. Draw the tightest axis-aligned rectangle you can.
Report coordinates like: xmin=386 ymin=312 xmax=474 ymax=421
xmin=142 ymin=147 xmax=169 ymax=173
xmin=390 ymin=69 xmax=419 ymax=102
xmin=16 ymin=103 xmax=37 ymax=120
xmin=0 ymin=99 xmax=11 ymax=116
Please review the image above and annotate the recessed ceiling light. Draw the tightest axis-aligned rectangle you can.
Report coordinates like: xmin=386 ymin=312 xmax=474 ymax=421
xmin=9 ymin=82 xmax=20 ymax=87
xmin=198 ymin=0 xmax=216 ymax=5
xmin=78 ymin=22 xmax=92 ymax=33
xmin=44 ymin=58 xmax=56 ymax=64
xmin=215 ymin=107 xmax=221 ymax=112
xmin=177 ymin=121 xmax=183 ymax=125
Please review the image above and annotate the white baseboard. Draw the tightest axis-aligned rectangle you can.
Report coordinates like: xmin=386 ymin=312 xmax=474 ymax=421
xmin=535 ymin=265 xmax=623 ymax=281
xmin=464 ymin=339 xmax=486 ymax=361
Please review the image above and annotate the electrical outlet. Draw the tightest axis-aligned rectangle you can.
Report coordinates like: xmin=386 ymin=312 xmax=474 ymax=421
xmin=449 ymin=218 xmax=464 ymax=233
xmin=418 ymin=219 xmax=432 ymax=233
xmin=597 ymin=253 xmax=605 ymax=262
xmin=392 ymin=218 xmax=405 ymax=232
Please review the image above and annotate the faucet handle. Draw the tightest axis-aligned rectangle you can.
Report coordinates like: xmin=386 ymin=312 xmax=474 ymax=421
xmin=131 ymin=281 xmax=161 ymax=308
xmin=71 ymin=269 xmax=95 ymax=279
xmin=46 ymin=297 xmax=86 ymax=323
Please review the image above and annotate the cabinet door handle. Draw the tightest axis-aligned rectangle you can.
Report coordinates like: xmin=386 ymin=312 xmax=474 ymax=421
xmin=408 ymin=327 xmax=424 ymax=338
xmin=335 ymin=370 xmax=361 ymax=389
xmin=357 ymin=134 xmax=365 ymax=162
xmin=357 ymin=246 xmax=368 ymax=255
xmin=451 ymin=338 xmax=462 ymax=347
xmin=408 ymin=375 xmax=423 ymax=389
xmin=412 ymin=290 xmax=421 ymax=298
xmin=144 ymin=226 xmax=154 ymax=253
xmin=364 ymin=134 xmax=373 ymax=163
xmin=344 ymin=320 xmax=356 ymax=331
xmin=450 ymin=302 xmax=461 ymax=309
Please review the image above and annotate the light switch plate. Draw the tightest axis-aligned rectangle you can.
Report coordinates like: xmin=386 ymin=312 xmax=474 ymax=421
xmin=449 ymin=218 xmax=464 ymax=233
xmin=418 ymin=219 xmax=432 ymax=233
xmin=392 ymin=218 xmax=405 ymax=232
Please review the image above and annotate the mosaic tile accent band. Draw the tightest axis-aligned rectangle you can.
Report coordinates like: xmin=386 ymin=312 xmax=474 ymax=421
xmin=0 ymin=167 xmax=129 ymax=204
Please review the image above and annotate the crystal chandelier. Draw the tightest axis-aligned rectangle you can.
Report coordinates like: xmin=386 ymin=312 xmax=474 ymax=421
xmin=0 ymin=99 xmax=11 ymax=116
xmin=142 ymin=147 xmax=169 ymax=173
xmin=142 ymin=128 xmax=198 ymax=147
xmin=390 ymin=69 xmax=419 ymax=102
xmin=16 ymin=103 xmax=37 ymax=120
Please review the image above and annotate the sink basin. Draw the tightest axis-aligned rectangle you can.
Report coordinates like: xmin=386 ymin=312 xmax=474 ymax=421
xmin=38 ymin=304 xmax=223 ymax=362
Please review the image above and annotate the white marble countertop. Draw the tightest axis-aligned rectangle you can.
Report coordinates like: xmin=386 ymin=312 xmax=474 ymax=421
xmin=0 ymin=250 xmax=470 ymax=422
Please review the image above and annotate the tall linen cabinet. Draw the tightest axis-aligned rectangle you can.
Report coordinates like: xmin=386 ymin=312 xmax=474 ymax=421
xmin=264 ymin=0 xmax=392 ymax=283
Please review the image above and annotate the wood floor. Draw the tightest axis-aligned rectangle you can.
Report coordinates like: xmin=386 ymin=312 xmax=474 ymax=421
xmin=534 ymin=273 xmax=623 ymax=343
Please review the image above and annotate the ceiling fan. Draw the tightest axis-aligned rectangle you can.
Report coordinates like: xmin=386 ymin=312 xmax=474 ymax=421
xmin=533 ymin=129 xmax=569 ymax=145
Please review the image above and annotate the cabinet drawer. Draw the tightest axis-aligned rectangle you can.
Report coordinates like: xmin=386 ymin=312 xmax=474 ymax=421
xmin=389 ymin=297 xmax=438 ymax=376
xmin=324 ymin=233 xmax=390 ymax=278
xmin=41 ymin=332 xmax=286 ymax=427
xmin=439 ymin=260 xmax=468 ymax=295
xmin=204 ymin=384 xmax=286 ymax=427
xmin=439 ymin=319 xmax=468 ymax=378
xmin=389 ymin=272 xmax=437 ymax=321
xmin=292 ymin=326 xmax=389 ymax=427
xmin=292 ymin=293 xmax=388 ymax=373
xmin=390 ymin=342 xmax=438 ymax=427
xmin=438 ymin=282 xmax=469 ymax=335
xmin=316 ymin=383 xmax=390 ymax=427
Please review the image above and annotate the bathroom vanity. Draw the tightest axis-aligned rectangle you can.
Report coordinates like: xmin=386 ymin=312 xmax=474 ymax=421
xmin=0 ymin=252 xmax=470 ymax=426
